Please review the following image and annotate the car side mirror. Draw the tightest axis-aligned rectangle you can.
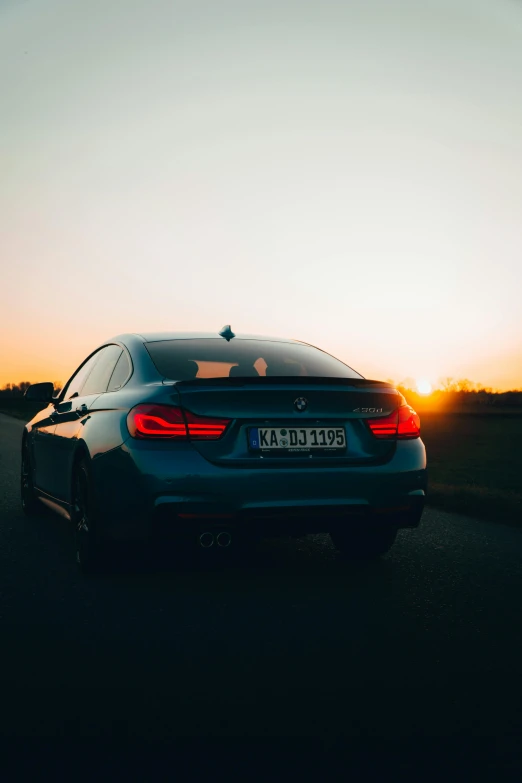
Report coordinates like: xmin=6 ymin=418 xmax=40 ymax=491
xmin=24 ymin=382 xmax=55 ymax=403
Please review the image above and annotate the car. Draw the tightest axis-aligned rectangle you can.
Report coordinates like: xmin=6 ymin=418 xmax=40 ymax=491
xmin=21 ymin=326 xmax=427 ymax=573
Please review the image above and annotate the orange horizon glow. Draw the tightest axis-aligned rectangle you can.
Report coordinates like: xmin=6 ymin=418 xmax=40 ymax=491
xmin=0 ymin=332 xmax=521 ymax=395
xmin=1 ymin=322 xmax=521 ymax=393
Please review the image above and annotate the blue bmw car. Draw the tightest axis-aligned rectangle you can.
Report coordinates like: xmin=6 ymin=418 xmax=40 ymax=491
xmin=21 ymin=327 xmax=427 ymax=572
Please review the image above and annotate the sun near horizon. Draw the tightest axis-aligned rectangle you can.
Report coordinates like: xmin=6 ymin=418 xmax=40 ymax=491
xmin=416 ymin=380 xmax=433 ymax=396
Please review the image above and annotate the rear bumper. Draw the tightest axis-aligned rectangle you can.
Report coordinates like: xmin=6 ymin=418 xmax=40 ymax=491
xmin=91 ymin=438 xmax=427 ymax=540
xmin=151 ymin=494 xmax=426 ymax=540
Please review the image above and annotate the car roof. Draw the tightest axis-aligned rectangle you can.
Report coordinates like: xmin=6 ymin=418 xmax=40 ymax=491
xmin=109 ymin=332 xmax=305 ymax=345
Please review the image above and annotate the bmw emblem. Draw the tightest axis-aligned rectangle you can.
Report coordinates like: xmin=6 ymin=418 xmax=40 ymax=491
xmin=294 ymin=397 xmax=308 ymax=412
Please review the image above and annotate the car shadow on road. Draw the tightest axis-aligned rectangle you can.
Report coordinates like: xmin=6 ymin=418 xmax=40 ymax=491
xmin=97 ymin=533 xmax=398 ymax=595
xmin=19 ymin=505 xmax=398 ymax=594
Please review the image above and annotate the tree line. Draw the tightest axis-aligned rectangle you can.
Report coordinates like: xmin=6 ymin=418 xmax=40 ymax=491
xmin=397 ymin=379 xmax=522 ymax=411
xmin=1 ymin=378 xmax=521 ymax=409
xmin=0 ymin=382 xmax=62 ymax=397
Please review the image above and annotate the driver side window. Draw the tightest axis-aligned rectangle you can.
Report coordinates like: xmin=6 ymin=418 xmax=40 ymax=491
xmin=62 ymin=352 xmax=102 ymax=401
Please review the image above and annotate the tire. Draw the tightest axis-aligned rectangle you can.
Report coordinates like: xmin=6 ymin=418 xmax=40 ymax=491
xmin=72 ymin=458 xmax=109 ymax=575
xmin=21 ymin=443 xmax=41 ymax=516
xmin=329 ymin=524 xmax=398 ymax=560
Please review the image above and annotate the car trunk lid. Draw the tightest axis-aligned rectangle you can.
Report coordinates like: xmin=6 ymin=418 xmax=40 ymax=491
xmin=167 ymin=377 xmax=401 ymax=466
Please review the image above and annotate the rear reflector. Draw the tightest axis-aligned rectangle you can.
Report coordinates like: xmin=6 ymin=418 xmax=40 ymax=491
xmin=127 ymin=404 xmax=230 ymax=440
xmin=367 ymin=405 xmax=421 ymax=439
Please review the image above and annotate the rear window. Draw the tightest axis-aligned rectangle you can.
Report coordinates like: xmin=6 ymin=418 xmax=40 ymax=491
xmin=145 ymin=339 xmax=363 ymax=381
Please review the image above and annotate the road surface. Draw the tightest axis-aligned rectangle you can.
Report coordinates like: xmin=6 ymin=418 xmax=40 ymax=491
xmin=1 ymin=413 xmax=521 ymax=767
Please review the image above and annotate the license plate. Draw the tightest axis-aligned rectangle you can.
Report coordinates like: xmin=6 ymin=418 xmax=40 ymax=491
xmin=249 ymin=427 xmax=346 ymax=452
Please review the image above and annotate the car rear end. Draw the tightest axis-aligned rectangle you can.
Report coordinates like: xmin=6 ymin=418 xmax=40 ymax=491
xmin=91 ymin=336 xmax=427 ymax=549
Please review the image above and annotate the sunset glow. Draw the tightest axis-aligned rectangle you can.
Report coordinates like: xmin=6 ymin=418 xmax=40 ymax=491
xmin=416 ymin=380 xmax=433 ymax=396
xmin=1 ymin=0 xmax=522 ymax=391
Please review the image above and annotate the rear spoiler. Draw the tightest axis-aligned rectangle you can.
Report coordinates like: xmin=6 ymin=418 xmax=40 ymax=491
xmin=169 ymin=377 xmax=397 ymax=390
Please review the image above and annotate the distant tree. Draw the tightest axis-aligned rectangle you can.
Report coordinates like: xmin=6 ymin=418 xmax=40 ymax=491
xmin=0 ymin=383 xmax=19 ymax=396
xmin=0 ymin=381 xmax=54 ymax=397
xmin=398 ymin=377 xmax=416 ymax=391
xmin=440 ymin=377 xmax=457 ymax=392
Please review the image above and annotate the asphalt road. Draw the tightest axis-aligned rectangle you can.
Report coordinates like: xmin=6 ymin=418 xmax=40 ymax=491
xmin=1 ymin=412 xmax=522 ymax=769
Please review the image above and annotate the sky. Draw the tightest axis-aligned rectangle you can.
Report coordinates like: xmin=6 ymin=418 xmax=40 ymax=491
xmin=1 ymin=0 xmax=522 ymax=390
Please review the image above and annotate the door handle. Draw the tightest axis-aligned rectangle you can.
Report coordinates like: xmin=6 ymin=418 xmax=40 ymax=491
xmin=76 ymin=404 xmax=89 ymax=416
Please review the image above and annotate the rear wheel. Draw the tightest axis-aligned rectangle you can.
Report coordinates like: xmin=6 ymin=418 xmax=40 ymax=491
xmin=21 ymin=444 xmax=41 ymax=516
xmin=73 ymin=459 xmax=108 ymax=575
xmin=329 ymin=523 xmax=398 ymax=560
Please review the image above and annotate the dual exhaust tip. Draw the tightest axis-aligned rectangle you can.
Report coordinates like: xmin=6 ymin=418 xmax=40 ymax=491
xmin=198 ymin=531 xmax=232 ymax=549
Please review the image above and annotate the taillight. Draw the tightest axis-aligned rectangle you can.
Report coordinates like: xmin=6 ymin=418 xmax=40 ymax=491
xmin=127 ymin=404 xmax=230 ymax=440
xmin=397 ymin=404 xmax=421 ymax=439
xmin=367 ymin=405 xmax=420 ymax=440
xmin=367 ymin=411 xmax=398 ymax=438
xmin=127 ymin=404 xmax=188 ymax=439
xmin=184 ymin=409 xmax=230 ymax=440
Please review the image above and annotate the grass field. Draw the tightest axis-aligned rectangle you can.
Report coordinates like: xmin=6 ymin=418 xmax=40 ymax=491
xmin=420 ymin=411 xmax=522 ymax=525
xmin=1 ymin=401 xmax=521 ymax=526
xmin=0 ymin=399 xmax=44 ymax=421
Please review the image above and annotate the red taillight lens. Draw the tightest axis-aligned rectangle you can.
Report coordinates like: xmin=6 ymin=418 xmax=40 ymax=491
xmin=127 ymin=404 xmax=188 ymax=439
xmin=397 ymin=405 xmax=421 ymax=439
xmin=367 ymin=405 xmax=420 ymax=440
xmin=367 ymin=410 xmax=399 ymax=438
xmin=184 ymin=410 xmax=230 ymax=440
xmin=127 ymin=404 xmax=230 ymax=440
